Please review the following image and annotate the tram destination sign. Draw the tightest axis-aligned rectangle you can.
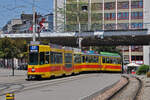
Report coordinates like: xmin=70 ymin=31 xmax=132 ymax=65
xmin=29 ymin=46 xmax=39 ymax=52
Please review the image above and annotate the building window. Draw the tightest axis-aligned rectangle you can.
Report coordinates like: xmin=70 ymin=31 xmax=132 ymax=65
xmin=104 ymin=24 xmax=116 ymax=30
xmin=104 ymin=2 xmax=115 ymax=10
xmin=131 ymin=1 xmax=143 ymax=9
xmin=66 ymin=4 xmax=77 ymax=11
xmin=131 ymin=23 xmax=143 ymax=29
xmin=91 ymin=13 xmax=102 ymax=21
xmin=117 ymin=23 xmax=129 ymax=29
xmin=131 ymin=12 xmax=143 ymax=19
xmin=91 ymin=3 xmax=102 ymax=10
xmin=104 ymin=13 xmax=116 ymax=20
xmin=79 ymin=13 xmax=88 ymax=21
xmin=132 ymin=56 xmax=143 ymax=61
xmin=118 ymin=12 xmax=129 ymax=20
xmin=91 ymin=24 xmax=102 ymax=31
xmin=66 ymin=24 xmax=77 ymax=32
xmin=118 ymin=1 xmax=129 ymax=9
xmin=66 ymin=13 xmax=77 ymax=22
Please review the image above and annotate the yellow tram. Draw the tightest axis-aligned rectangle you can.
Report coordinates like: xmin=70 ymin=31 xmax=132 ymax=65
xmin=28 ymin=43 xmax=122 ymax=79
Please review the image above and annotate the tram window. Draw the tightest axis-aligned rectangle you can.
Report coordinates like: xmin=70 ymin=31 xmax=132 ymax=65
xmin=91 ymin=56 xmax=95 ymax=63
xmin=118 ymin=58 xmax=121 ymax=64
xmin=55 ymin=53 xmax=62 ymax=64
xmin=110 ymin=58 xmax=113 ymax=63
xmin=65 ymin=53 xmax=72 ymax=63
xmin=54 ymin=55 xmax=57 ymax=64
xmin=86 ymin=56 xmax=89 ymax=63
xmin=82 ymin=56 xmax=86 ymax=63
xmin=102 ymin=57 xmax=106 ymax=63
xmin=112 ymin=58 xmax=116 ymax=64
xmin=40 ymin=52 xmax=45 ymax=65
xmin=45 ymin=52 xmax=50 ymax=64
xmin=50 ymin=52 xmax=62 ymax=64
xmin=74 ymin=54 xmax=81 ymax=63
xmin=106 ymin=57 xmax=110 ymax=63
xmin=93 ymin=56 xmax=98 ymax=63
xmin=29 ymin=52 xmax=38 ymax=65
xmin=88 ymin=56 xmax=92 ymax=63
xmin=116 ymin=58 xmax=119 ymax=64
xmin=59 ymin=53 xmax=63 ymax=63
xmin=114 ymin=58 xmax=118 ymax=64
xmin=87 ymin=56 xmax=90 ymax=63
xmin=50 ymin=52 xmax=54 ymax=64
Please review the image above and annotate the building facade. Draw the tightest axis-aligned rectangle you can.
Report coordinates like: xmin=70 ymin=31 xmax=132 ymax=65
xmin=117 ymin=46 xmax=143 ymax=65
xmin=40 ymin=14 xmax=54 ymax=32
xmin=2 ymin=13 xmax=54 ymax=34
xmin=54 ymin=0 xmax=150 ymax=65
xmin=55 ymin=0 xmax=144 ymax=32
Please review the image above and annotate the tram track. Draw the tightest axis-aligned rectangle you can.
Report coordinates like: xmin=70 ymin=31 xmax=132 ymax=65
xmin=109 ymin=75 xmax=142 ymax=100
xmin=89 ymin=75 xmax=142 ymax=100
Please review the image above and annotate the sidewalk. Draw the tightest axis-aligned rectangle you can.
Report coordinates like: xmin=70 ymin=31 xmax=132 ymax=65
xmin=0 ymin=68 xmax=27 ymax=83
xmin=137 ymin=75 xmax=150 ymax=100
xmin=0 ymin=68 xmax=27 ymax=77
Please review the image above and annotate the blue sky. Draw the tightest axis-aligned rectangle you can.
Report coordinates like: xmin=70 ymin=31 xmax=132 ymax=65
xmin=0 ymin=0 xmax=53 ymax=29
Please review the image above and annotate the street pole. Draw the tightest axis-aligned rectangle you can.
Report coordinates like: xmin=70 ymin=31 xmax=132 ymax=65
xmin=88 ymin=0 xmax=91 ymax=31
xmin=12 ymin=58 xmax=14 ymax=76
xmin=32 ymin=0 xmax=36 ymax=41
xmin=88 ymin=0 xmax=92 ymax=51
xmin=122 ymin=47 xmax=124 ymax=73
xmin=129 ymin=46 xmax=132 ymax=63
xmin=77 ymin=0 xmax=82 ymax=49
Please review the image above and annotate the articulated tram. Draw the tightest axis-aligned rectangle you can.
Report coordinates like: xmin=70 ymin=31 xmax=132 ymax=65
xmin=28 ymin=44 xmax=122 ymax=79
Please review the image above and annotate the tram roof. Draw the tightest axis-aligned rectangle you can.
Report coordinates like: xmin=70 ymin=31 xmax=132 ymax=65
xmin=49 ymin=43 xmax=63 ymax=49
xmin=82 ymin=51 xmax=100 ymax=56
xmin=100 ymin=52 xmax=120 ymax=57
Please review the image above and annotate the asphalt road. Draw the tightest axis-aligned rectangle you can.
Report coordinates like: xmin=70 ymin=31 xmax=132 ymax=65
xmin=0 ymin=69 xmax=121 ymax=100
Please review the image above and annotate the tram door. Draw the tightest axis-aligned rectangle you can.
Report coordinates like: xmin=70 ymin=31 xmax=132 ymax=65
xmin=64 ymin=53 xmax=73 ymax=71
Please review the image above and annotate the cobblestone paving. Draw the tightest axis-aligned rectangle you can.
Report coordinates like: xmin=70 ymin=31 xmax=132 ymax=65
xmin=91 ymin=76 xmax=127 ymax=100
xmin=110 ymin=77 xmax=139 ymax=100
xmin=138 ymin=76 xmax=150 ymax=100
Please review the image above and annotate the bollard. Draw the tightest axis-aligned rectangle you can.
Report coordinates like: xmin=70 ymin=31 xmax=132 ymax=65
xmin=6 ymin=93 xmax=15 ymax=100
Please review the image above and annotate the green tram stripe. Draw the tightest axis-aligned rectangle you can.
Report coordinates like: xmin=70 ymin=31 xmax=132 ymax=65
xmin=100 ymin=52 xmax=120 ymax=57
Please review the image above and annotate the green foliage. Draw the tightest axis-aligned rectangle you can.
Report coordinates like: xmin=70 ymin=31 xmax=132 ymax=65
xmin=0 ymin=37 xmax=17 ymax=59
xmin=0 ymin=37 xmax=28 ymax=59
xmin=14 ymin=39 xmax=27 ymax=59
xmin=92 ymin=46 xmax=120 ymax=54
xmin=136 ymin=65 xmax=150 ymax=75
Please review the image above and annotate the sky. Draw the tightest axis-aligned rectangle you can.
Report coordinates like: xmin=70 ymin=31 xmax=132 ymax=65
xmin=0 ymin=0 xmax=53 ymax=29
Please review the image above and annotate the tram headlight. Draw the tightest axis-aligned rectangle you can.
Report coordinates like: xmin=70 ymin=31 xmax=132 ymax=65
xmin=31 ymin=68 xmax=35 ymax=72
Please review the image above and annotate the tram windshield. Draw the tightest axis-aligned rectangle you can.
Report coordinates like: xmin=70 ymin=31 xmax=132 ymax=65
xmin=29 ymin=52 xmax=38 ymax=65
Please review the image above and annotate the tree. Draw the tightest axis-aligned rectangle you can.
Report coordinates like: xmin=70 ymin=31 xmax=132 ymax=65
xmin=91 ymin=46 xmax=121 ymax=55
xmin=14 ymin=39 xmax=28 ymax=59
xmin=0 ymin=37 xmax=18 ymax=59
xmin=0 ymin=37 xmax=19 ymax=75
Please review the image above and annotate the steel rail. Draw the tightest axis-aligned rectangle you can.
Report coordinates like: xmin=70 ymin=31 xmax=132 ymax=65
xmin=108 ymin=75 xmax=142 ymax=100
xmin=133 ymin=77 xmax=142 ymax=100
xmin=107 ymin=75 xmax=129 ymax=100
